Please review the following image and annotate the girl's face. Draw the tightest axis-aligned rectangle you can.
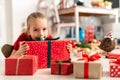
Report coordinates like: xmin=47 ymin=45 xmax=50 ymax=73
xmin=27 ymin=18 xmax=48 ymax=40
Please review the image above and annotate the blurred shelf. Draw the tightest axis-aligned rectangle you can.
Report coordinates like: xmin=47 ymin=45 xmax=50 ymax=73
xmin=58 ymin=6 xmax=119 ymax=42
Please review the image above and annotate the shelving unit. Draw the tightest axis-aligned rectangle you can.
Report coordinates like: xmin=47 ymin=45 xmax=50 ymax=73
xmin=58 ymin=6 xmax=119 ymax=42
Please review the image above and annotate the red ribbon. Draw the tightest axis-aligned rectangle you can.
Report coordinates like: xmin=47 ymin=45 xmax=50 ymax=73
xmin=55 ymin=59 xmax=71 ymax=75
xmin=78 ymin=52 xmax=101 ymax=78
xmin=15 ymin=56 xmax=24 ymax=75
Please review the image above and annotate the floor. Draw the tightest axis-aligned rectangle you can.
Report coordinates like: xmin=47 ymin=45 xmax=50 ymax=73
xmin=0 ymin=51 xmax=120 ymax=80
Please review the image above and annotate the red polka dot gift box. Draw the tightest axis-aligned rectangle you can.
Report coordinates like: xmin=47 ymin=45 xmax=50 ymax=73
xmin=26 ymin=40 xmax=70 ymax=69
xmin=107 ymin=53 xmax=120 ymax=59
xmin=109 ymin=57 xmax=120 ymax=77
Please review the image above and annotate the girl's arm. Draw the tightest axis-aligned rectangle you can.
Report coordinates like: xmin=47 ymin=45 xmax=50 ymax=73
xmin=10 ymin=41 xmax=29 ymax=57
xmin=10 ymin=49 xmax=21 ymax=57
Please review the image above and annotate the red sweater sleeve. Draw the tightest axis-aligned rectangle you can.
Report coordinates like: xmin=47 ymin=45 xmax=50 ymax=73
xmin=14 ymin=33 xmax=31 ymax=50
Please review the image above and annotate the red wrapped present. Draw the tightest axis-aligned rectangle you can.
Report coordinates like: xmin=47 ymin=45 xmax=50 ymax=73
xmin=26 ymin=40 xmax=70 ymax=69
xmin=5 ymin=55 xmax=38 ymax=75
xmin=73 ymin=53 xmax=102 ymax=79
xmin=109 ymin=58 xmax=120 ymax=77
xmin=51 ymin=59 xmax=73 ymax=75
xmin=108 ymin=53 xmax=120 ymax=59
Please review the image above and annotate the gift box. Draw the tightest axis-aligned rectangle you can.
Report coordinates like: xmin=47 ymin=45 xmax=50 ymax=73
xmin=73 ymin=53 xmax=102 ymax=79
xmin=5 ymin=55 xmax=38 ymax=75
xmin=108 ymin=53 xmax=120 ymax=59
xmin=109 ymin=59 xmax=120 ymax=77
xmin=51 ymin=59 xmax=73 ymax=75
xmin=26 ymin=40 xmax=70 ymax=69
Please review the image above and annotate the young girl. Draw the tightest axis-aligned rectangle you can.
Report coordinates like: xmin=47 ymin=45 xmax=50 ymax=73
xmin=10 ymin=12 xmax=52 ymax=57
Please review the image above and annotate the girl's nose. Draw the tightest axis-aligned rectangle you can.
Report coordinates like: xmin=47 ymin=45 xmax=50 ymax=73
xmin=39 ymin=30 xmax=43 ymax=36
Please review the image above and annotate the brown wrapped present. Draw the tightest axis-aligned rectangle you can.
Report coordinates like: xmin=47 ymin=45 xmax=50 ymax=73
xmin=73 ymin=53 xmax=102 ymax=79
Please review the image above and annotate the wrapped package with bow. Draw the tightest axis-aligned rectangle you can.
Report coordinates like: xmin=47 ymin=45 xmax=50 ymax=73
xmin=107 ymin=52 xmax=120 ymax=59
xmin=5 ymin=55 xmax=38 ymax=75
xmin=26 ymin=40 xmax=70 ymax=69
xmin=51 ymin=59 xmax=73 ymax=75
xmin=73 ymin=53 xmax=102 ymax=79
xmin=109 ymin=57 xmax=120 ymax=77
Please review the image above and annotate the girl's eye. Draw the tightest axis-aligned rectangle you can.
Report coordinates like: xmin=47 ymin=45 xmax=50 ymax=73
xmin=43 ymin=28 xmax=46 ymax=31
xmin=34 ymin=29 xmax=38 ymax=31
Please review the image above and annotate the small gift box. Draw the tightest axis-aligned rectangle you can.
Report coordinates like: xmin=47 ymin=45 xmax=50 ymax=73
xmin=108 ymin=53 xmax=120 ymax=59
xmin=73 ymin=53 xmax=102 ymax=79
xmin=5 ymin=55 xmax=38 ymax=75
xmin=51 ymin=59 xmax=73 ymax=75
xmin=26 ymin=40 xmax=70 ymax=69
xmin=109 ymin=57 xmax=120 ymax=77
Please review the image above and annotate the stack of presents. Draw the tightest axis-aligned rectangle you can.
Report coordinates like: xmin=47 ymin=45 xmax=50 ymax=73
xmin=4 ymin=30 xmax=120 ymax=79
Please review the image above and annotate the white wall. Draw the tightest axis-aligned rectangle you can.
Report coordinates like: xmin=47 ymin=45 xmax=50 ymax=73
xmin=0 ymin=0 xmax=6 ymax=46
xmin=0 ymin=0 xmax=38 ymax=59
xmin=5 ymin=0 xmax=13 ymax=44
xmin=0 ymin=0 xmax=6 ymax=59
xmin=12 ymin=0 xmax=38 ymax=43
xmin=4 ymin=0 xmax=38 ymax=44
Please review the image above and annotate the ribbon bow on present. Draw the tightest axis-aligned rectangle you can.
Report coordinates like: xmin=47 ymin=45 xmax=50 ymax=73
xmin=78 ymin=52 xmax=101 ymax=61
xmin=77 ymin=52 xmax=101 ymax=78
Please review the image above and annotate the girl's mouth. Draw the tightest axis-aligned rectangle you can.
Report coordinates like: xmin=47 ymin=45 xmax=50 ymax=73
xmin=36 ymin=37 xmax=45 ymax=41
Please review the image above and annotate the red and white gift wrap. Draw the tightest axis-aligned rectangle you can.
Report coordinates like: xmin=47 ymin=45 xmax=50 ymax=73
xmin=108 ymin=53 xmax=120 ymax=59
xmin=73 ymin=53 xmax=102 ymax=79
xmin=109 ymin=58 xmax=120 ymax=77
xmin=5 ymin=55 xmax=38 ymax=75
xmin=51 ymin=60 xmax=73 ymax=75
xmin=26 ymin=40 xmax=70 ymax=69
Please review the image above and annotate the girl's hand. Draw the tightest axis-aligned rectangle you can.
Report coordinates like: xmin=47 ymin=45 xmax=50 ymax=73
xmin=17 ymin=41 xmax=29 ymax=56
